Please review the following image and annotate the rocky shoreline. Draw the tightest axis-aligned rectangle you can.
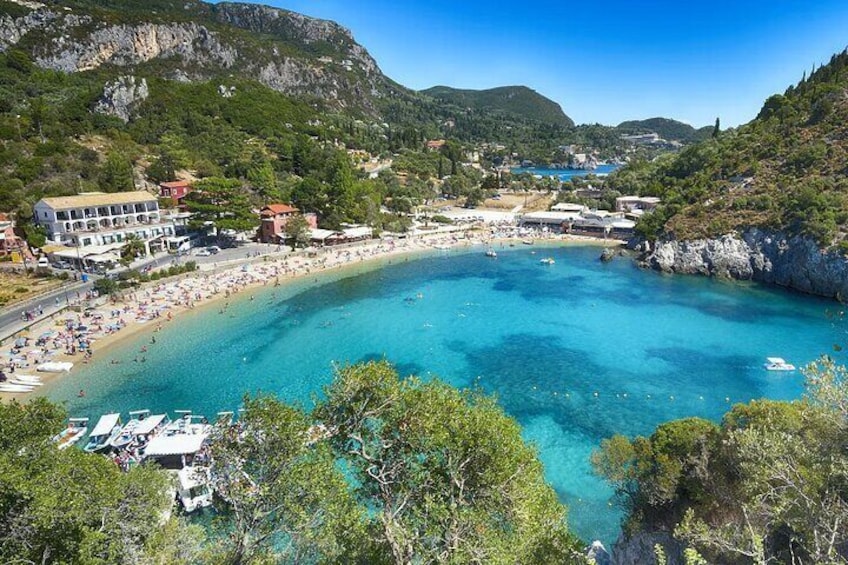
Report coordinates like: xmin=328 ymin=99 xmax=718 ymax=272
xmin=639 ymin=228 xmax=848 ymax=301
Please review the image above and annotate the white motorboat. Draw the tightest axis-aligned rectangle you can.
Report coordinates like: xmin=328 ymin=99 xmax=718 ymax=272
xmin=12 ymin=374 xmax=42 ymax=384
xmin=84 ymin=413 xmax=122 ymax=453
xmin=764 ymin=357 xmax=796 ymax=371
xmin=53 ymin=418 xmax=89 ymax=450
xmin=37 ymin=361 xmax=74 ymax=373
xmin=0 ymin=383 xmax=34 ymax=393
xmin=540 ymin=257 xmax=555 ymax=265
xmin=485 ymin=248 xmax=497 ymax=258
xmin=176 ymin=466 xmax=213 ymax=513
xmin=9 ymin=378 xmax=43 ymax=387
xmin=110 ymin=409 xmax=150 ymax=449
xmin=131 ymin=413 xmax=171 ymax=449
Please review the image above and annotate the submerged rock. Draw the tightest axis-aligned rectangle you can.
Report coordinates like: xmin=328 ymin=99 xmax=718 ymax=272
xmin=600 ymin=248 xmax=616 ymax=263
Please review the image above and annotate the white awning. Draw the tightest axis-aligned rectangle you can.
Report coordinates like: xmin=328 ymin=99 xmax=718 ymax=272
xmin=134 ymin=414 xmax=167 ymax=436
xmin=340 ymin=226 xmax=372 ymax=239
xmin=145 ymin=433 xmax=208 ymax=457
xmin=309 ymin=228 xmax=336 ymax=241
xmin=90 ymin=413 xmax=120 ymax=437
xmin=88 ymin=252 xmax=120 ymax=263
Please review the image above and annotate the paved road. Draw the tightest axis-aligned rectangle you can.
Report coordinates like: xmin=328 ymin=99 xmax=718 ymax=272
xmin=0 ymin=279 xmax=92 ymax=343
xmin=0 ymin=240 xmax=280 ymax=342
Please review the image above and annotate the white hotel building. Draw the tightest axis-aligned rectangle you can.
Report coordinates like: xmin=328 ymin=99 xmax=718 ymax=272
xmin=34 ymin=191 xmax=176 ymax=267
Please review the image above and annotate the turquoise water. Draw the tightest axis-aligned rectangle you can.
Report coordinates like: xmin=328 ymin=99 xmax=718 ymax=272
xmin=511 ymin=164 xmax=619 ymax=180
xmin=44 ymin=245 xmax=845 ymax=544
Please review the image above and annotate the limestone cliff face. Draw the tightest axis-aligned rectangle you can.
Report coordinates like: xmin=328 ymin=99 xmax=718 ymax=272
xmin=0 ymin=1 xmax=393 ymax=113
xmin=94 ymin=75 xmax=149 ymax=123
xmin=644 ymin=228 xmax=848 ymax=300
xmin=611 ymin=531 xmax=684 ymax=565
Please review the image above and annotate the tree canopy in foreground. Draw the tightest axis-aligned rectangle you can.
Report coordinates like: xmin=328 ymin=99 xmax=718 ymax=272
xmin=0 ymin=361 xmax=586 ymax=564
xmin=593 ymin=355 xmax=848 ymax=564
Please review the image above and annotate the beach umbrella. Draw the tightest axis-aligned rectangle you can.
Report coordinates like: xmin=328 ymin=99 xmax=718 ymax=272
xmin=39 ymin=331 xmax=55 ymax=339
xmin=14 ymin=338 xmax=27 ymax=348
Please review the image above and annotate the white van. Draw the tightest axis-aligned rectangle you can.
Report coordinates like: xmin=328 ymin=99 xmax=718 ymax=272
xmin=36 ymin=257 xmax=50 ymax=268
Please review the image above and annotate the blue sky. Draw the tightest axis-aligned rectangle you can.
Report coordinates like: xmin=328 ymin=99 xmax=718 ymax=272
xmin=221 ymin=0 xmax=848 ymax=127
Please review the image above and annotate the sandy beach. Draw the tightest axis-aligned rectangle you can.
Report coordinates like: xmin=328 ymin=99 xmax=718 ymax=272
xmin=1 ymin=228 xmax=621 ymax=402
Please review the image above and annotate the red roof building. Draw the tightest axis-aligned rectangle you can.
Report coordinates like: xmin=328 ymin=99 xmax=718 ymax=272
xmin=258 ymin=204 xmax=318 ymax=243
xmin=159 ymin=181 xmax=192 ymax=205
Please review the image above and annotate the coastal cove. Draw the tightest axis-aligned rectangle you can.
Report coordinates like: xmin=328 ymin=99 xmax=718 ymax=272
xmin=510 ymin=164 xmax=620 ymax=180
xmin=41 ymin=244 xmax=845 ymax=544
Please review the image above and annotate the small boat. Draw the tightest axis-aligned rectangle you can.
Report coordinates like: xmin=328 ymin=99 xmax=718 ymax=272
xmin=522 ymin=239 xmax=534 ymax=245
xmin=540 ymin=257 xmax=555 ymax=265
xmin=485 ymin=248 xmax=497 ymax=258
xmin=54 ymin=418 xmax=89 ymax=450
xmin=37 ymin=361 xmax=74 ymax=373
xmin=131 ymin=413 xmax=171 ymax=449
xmin=9 ymin=378 xmax=43 ymax=387
xmin=176 ymin=466 xmax=213 ymax=512
xmin=764 ymin=357 xmax=796 ymax=371
xmin=0 ymin=383 xmax=35 ymax=393
xmin=84 ymin=413 xmax=122 ymax=453
xmin=110 ymin=409 xmax=150 ymax=449
xmin=12 ymin=374 xmax=42 ymax=384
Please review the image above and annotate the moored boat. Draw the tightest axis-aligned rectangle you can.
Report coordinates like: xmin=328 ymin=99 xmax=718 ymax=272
xmin=110 ymin=409 xmax=150 ymax=449
xmin=0 ymin=383 xmax=35 ymax=393
xmin=764 ymin=357 xmax=796 ymax=371
xmin=84 ymin=413 xmax=122 ymax=453
xmin=131 ymin=413 xmax=170 ymax=450
xmin=176 ymin=466 xmax=213 ymax=512
xmin=53 ymin=418 xmax=89 ymax=450
xmin=485 ymin=248 xmax=497 ymax=258
xmin=37 ymin=361 xmax=74 ymax=373
xmin=540 ymin=257 xmax=555 ymax=265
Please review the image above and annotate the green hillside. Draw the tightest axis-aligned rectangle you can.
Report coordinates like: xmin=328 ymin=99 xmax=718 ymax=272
xmin=421 ymin=85 xmax=574 ymax=127
xmin=608 ymin=50 xmax=848 ymax=247
xmin=616 ymin=117 xmax=712 ymax=143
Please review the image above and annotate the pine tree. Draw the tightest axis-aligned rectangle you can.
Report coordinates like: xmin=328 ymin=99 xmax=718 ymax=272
xmin=712 ymin=117 xmax=720 ymax=138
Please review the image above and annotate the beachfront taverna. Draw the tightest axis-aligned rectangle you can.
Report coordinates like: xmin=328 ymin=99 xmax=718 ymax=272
xmin=34 ymin=192 xmax=177 ymax=265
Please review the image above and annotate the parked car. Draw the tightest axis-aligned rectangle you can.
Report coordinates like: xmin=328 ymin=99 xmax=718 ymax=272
xmin=206 ymin=246 xmax=221 ymax=255
xmin=36 ymin=257 xmax=50 ymax=268
xmin=194 ymin=249 xmax=212 ymax=257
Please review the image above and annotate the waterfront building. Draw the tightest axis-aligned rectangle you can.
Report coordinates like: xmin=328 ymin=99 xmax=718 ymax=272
xmin=615 ymin=195 xmax=661 ymax=213
xmin=34 ymin=192 xmax=176 ymax=268
xmin=257 ymin=204 xmax=318 ymax=244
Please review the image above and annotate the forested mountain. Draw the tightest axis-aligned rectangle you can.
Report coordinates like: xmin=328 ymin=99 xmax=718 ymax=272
xmin=421 ymin=85 xmax=574 ymax=127
xmin=616 ymin=117 xmax=712 ymax=143
xmin=608 ymin=50 xmax=848 ymax=247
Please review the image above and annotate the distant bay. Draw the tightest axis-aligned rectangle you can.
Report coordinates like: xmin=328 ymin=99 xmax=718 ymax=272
xmin=510 ymin=163 xmax=620 ymax=180
xmin=44 ymin=245 xmax=844 ymax=544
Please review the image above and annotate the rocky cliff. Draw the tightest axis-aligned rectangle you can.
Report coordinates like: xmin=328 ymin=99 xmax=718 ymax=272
xmin=643 ymin=229 xmax=848 ymax=300
xmin=0 ymin=0 xmax=395 ymax=114
xmin=611 ymin=531 xmax=684 ymax=565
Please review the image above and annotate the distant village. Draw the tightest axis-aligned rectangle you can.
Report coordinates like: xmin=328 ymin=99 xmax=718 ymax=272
xmin=0 ymin=128 xmax=668 ymax=275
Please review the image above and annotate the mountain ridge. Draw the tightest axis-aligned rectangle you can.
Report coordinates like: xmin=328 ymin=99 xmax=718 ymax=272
xmin=421 ymin=85 xmax=574 ymax=127
xmin=616 ymin=117 xmax=712 ymax=143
